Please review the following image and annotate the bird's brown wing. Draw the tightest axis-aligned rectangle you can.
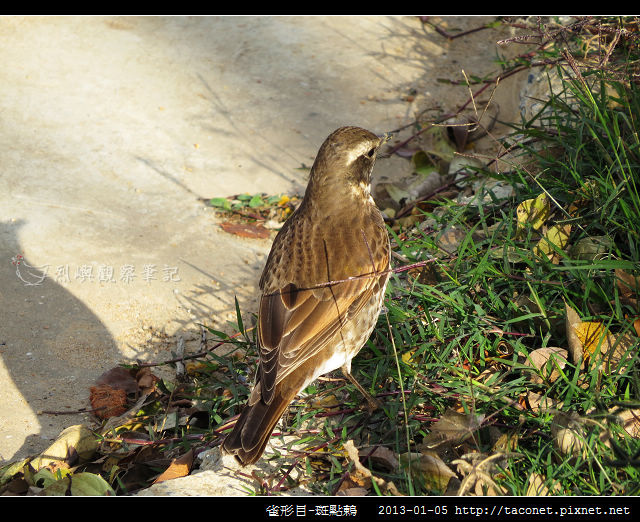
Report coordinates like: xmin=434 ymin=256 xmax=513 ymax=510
xmin=256 ymin=269 xmax=387 ymax=406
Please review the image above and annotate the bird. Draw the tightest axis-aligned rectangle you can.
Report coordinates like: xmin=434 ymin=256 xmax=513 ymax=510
xmin=222 ymin=126 xmax=391 ymax=466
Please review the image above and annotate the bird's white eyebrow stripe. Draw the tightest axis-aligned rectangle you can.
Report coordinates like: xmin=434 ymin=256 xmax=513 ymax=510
xmin=345 ymin=141 xmax=377 ymax=164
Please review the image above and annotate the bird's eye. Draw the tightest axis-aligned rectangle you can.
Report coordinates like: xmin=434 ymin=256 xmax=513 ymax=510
xmin=366 ymin=147 xmax=376 ymax=158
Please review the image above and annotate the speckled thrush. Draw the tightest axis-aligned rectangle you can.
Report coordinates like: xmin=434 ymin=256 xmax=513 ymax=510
xmin=222 ymin=126 xmax=391 ymax=466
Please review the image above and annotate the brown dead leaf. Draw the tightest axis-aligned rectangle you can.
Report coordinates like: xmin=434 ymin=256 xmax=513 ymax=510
xmin=617 ymin=409 xmax=640 ymax=438
xmin=551 ymin=412 xmax=588 ymax=459
xmin=524 ymin=347 xmax=568 ymax=384
xmin=135 ymin=367 xmax=159 ymax=394
xmin=565 ymin=303 xmax=584 ymax=365
xmin=526 ymin=472 xmax=561 ymax=496
xmin=492 ymin=431 xmax=519 ymax=453
xmin=95 ymin=367 xmax=138 ymax=394
xmin=359 ymin=445 xmax=399 ymax=472
xmin=220 ymin=221 xmax=270 ymax=239
xmin=340 ymin=440 xmax=402 ymax=496
xmin=525 ymin=391 xmax=562 ymax=414
xmin=90 ymin=385 xmax=128 ymax=419
xmin=400 ymin=451 xmax=456 ymax=493
xmin=336 ymin=487 xmax=369 ymax=496
xmin=153 ymin=449 xmax=194 ymax=484
xmin=420 ymin=409 xmax=485 ymax=450
xmin=616 ymin=268 xmax=640 ymax=298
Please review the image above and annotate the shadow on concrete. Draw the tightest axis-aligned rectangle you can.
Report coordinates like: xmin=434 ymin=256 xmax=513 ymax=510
xmin=0 ymin=219 xmax=120 ymax=462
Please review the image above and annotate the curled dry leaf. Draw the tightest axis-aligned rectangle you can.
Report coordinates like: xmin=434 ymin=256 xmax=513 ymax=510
xmin=524 ymin=347 xmax=568 ymax=384
xmin=135 ymin=367 xmax=159 ymax=394
xmin=30 ymin=425 xmax=98 ymax=472
xmin=526 ymin=391 xmax=562 ymax=414
xmin=565 ymin=303 xmax=584 ymax=365
xmin=445 ymin=102 xmax=499 ymax=151
xmin=400 ymin=451 xmax=456 ymax=493
xmin=359 ymin=445 xmax=399 ymax=472
xmin=339 ymin=440 xmax=402 ymax=496
xmin=617 ymin=409 xmax=640 ymax=438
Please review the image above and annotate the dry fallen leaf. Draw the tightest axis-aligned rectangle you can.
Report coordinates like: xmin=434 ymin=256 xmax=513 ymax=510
xmin=526 ymin=391 xmax=562 ymax=414
xmin=551 ymin=412 xmax=588 ymax=459
xmin=338 ymin=440 xmax=402 ymax=496
xmin=220 ymin=221 xmax=270 ymax=239
xmin=95 ymin=366 xmax=139 ymax=394
xmin=565 ymin=303 xmax=584 ymax=365
xmin=617 ymin=409 xmax=640 ymax=438
xmin=616 ymin=268 xmax=640 ymax=307
xmin=135 ymin=367 xmax=159 ymax=394
xmin=524 ymin=347 xmax=568 ymax=384
xmin=30 ymin=425 xmax=99 ymax=472
xmin=400 ymin=451 xmax=456 ymax=493
xmin=153 ymin=449 xmax=194 ymax=484
xmin=420 ymin=409 xmax=485 ymax=450
xmin=526 ymin=472 xmax=561 ymax=496
xmin=574 ymin=322 xmax=635 ymax=373
xmin=359 ymin=445 xmax=399 ymax=472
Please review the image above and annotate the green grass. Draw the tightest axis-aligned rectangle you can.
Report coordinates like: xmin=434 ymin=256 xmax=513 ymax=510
xmin=366 ymin=56 xmax=640 ymax=494
xmin=191 ymin=35 xmax=640 ymax=495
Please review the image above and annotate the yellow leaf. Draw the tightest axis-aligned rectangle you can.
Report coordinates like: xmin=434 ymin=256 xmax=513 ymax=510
xmin=534 ymin=223 xmax=571 ymax=263
xmin=575 ymin=321 xmax=609 ymax=357
xmin=526 ymin=472 xmax=562 ymax=496
xmin=516 ymin=193 xmax=551 ymax=233
xmin=277 ymin=195 xmax=290 ymax=206
xmin=30 ymin=425 xmax=99 ymax=472
xmin=526 ymin=473 xmax=550 ymax=496
xmin=402 ymin=349 xmax=416 ymax=365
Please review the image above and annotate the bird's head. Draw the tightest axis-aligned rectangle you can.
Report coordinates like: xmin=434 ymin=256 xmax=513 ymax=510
xmin=305 ymin=126 xmax=383 ymax=205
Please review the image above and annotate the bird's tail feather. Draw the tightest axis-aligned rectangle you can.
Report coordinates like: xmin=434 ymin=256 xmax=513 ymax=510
xmin=222 ymin=386 xmax=298 ymax=466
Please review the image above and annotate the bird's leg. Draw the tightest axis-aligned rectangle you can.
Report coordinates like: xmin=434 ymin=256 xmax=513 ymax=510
xmin=341 ymin=366 xmax=382 ymax=412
